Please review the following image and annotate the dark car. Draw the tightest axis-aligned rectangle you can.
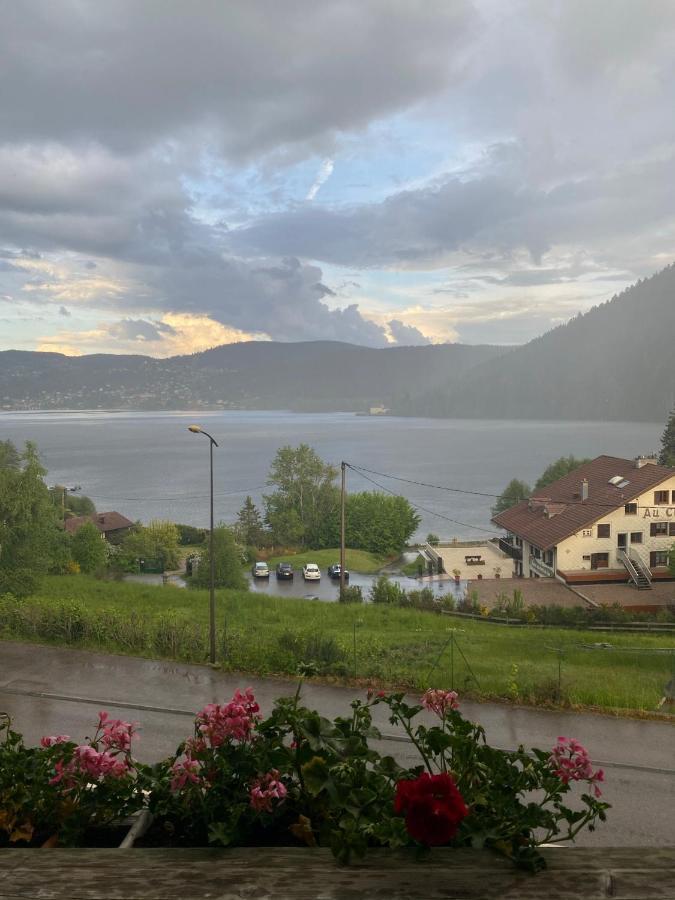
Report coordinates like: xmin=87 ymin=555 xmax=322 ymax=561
xmin=276 ymin=562 xmax=294 ymax=580
xmin=327 ymin=563 xmax=349 ymax=580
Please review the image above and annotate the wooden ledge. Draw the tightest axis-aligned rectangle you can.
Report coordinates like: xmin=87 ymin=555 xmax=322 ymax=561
xmin=1 ymin=847 xmax=674 ymax=899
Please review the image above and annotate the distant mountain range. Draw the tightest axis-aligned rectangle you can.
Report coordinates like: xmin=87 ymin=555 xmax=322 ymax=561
xmin=1 ymin=265 xmax=673 ymax=421
xmin=0 ymin=341 xmax=502 ymax=413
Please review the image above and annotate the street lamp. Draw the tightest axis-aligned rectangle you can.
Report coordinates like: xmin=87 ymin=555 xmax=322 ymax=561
xmin=188 ymin=424 xmax=219 ymax=664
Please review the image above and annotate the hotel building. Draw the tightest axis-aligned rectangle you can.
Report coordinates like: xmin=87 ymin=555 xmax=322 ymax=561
xmin=492 ymin=455 xmax=675 ymax=587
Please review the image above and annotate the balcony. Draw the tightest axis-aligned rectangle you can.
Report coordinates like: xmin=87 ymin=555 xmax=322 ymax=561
xmin=529 ymin=555 xmax=554 ymax=578
xmin=498 ymin=537 xmax=522 ymax=561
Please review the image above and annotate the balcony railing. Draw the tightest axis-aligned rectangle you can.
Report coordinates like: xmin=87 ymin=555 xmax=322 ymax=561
xmin=498 ymin=538 xmax=522 ymax=561
xmin=529 ymin=555 xmax=554 ymax=578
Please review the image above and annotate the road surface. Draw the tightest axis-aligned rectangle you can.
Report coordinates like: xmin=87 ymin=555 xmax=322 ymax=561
xmin=0 ymin=640 xmax=673 ymax=846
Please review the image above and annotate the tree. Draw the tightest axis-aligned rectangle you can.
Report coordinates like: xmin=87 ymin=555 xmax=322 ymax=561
xmin=71 ymin=522 xmax=107 ymax=574
xmin=0 ymin=442 xmax=61 ymax=596
xmin=534 ymin=456 xmax=590 ymax=491
xmin=343 ymin=492 xmax=420 ymax=556
xmin=659 ymin=408 xmax=675 ymax=467
xmin=189 ymin=525 xmax=247 ymax=590
xmin=120 ymin=520 xmax=181 ymax=572
xmin=426 ymin=533 xmax=440 ymax=546
xmin=492 ymin=479 xmax=531 ymax=516
xmin=235 ymin=496 xmax=266 ymax=547
xmin=0 ymin=440 xmax=20 ymax=469
xmin=264 ymin=445 xmax=339 ymax=548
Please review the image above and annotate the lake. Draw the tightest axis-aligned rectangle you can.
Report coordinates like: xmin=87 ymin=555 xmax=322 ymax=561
xmin=0 ymin=410 xmax=663 ymax=539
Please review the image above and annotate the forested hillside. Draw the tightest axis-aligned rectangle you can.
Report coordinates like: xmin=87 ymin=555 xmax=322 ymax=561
xmin=393 ymin=265 xmax=675 ymax=422
xmin=0 ymin=341 xmax=501 ymax=412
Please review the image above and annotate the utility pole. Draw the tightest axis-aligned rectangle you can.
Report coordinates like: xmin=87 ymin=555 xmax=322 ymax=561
xmin=340 ymin=461 xmax=346 ymax=597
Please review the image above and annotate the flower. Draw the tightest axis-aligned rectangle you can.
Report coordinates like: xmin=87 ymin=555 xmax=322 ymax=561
xmin=249 ymin=769 xmax=288 ymax=813
xmin=98 ymin=712 xmax=137 ymax=751
xmin=40 ymin=734 xmax=70 ymax=748
xmin=49 ymin=745 xmax=130 ymax=790
xmin=421 ymin=689 xmax=460 ymax=717
xmin=394 ymin=773 xmax=468 ymax=846
xmin=549 ymin=737 xmax=605 ymax=798
xmin=170 ymin=759 xmax=201 ymax=792
xmin=195 ymin=688 xmax=261 ymax=747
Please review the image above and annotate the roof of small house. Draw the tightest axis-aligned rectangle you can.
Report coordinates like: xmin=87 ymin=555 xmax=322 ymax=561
xmin=64 ymin=511 xmax=134 ymax=535
xmin=491 ymin=455 xmax=674 ymax=550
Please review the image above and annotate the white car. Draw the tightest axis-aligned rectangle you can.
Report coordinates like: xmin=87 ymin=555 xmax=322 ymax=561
xmin=252 ymin=561 xmax=270 ymax=578
xmin=302 ymin=563 xmax=321 ymax=581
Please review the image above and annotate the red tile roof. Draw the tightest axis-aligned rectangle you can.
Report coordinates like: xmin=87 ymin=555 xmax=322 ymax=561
xmin=492 ymin=456 xmax=674 ymax=550
xmin=64 ymin=511 xmax=134 ymax=535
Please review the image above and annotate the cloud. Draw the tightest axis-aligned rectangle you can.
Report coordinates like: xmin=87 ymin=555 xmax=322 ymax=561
xmin=306 ymin=159 xmax=335 ymax=201
xmin=58 ymin=305 xmax=70 ymax=317
xmin=107 ymin=318 xmax=177 ymax=342
xmin=386 ymin=319 xmax=431 ymax=345
xmin=0 ymin=2 xmax=474 ymax=160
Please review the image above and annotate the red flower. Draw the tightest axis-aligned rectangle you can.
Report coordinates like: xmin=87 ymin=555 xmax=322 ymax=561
xmin=395 ymin=773 xmax=468 ymax=846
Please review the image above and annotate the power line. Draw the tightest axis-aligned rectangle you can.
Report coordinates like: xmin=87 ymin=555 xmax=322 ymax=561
xmin=81 ymin=485 xmax=267 ymax=502
xmin=346 ymin=464 xmax=500 ymax=535
xmin=345 ymin=462 xmax=674 ymax=511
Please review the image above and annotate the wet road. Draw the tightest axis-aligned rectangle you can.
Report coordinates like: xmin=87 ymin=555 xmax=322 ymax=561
xmin=1 ymin=641 xmax=673 ymax=846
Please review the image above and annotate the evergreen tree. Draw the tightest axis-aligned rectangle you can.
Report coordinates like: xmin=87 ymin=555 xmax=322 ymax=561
xmin=235 ymin=496 xmax=266 ymax=547
xmin=190 ymin=525 xmax=247 ymax=590
xmin=0 ymin=440 xmax=20 ymax=469
xmin=71 ymin=522 xmax=107 ymax=574
xmin=492 ymin=479 xmax=530 ymax=516
xmin=658 ymin=408 xmax=675 ymax=466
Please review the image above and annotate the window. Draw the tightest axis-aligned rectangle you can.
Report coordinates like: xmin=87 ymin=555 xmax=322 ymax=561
xmin=630 ymin=532 xmax=643 ymax=543
xmin=650 ymin=551 xmax=669 ymax=567
xmin=672 ymin=491 xmax=675 ymax=504
xmin=597 ymin=524 xmax=610 ymax=538
xmin=650 ymin=522 xmax=668 ymax=536
xmin=590 ymin=553 xmax=609 ymax=569
xmin=670 ymin=523 xmax=675 ymax=537
xmin=624 ymin=503 xmax=637 ymax=515
xmin=654 ymin=490 xmax=669 ymax=505
xmin=582 ymin=528 xmax=592 ymax=537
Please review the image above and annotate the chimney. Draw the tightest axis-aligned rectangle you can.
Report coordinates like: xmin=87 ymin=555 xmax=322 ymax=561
xmin=634 ymin=455 xmax=658 ymax=468
xmin=581 ymin=479 xmax=589 ymax=501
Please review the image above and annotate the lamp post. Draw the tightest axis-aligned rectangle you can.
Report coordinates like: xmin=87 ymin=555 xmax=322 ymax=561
xmin=188 ymin=424 xmax=219 ymax=664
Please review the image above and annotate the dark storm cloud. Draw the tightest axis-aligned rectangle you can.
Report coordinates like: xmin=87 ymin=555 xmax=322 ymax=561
xmin=107 ymin=318 xmax=177 ymax=341
xmin=232 ymin=150 xmax=675 ymax=273
xmin=0 ymin=1 xmax=474 ymax=160
xmin=387 ymin=319 xmax=430 ymax=346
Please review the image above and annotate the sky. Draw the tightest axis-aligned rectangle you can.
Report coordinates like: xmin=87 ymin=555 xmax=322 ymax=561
xmin=1 ymin=0 xmax=675 ymax=357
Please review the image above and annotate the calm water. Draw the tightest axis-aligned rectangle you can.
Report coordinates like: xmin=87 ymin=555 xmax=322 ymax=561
xmin=0 ymin=410 xmax=662 ymax=539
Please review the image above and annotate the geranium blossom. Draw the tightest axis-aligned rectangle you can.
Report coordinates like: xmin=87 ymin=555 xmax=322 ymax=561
xmin=170 ymin=759 xmax=201 ymax=792
xmin=249 ymin=769 xmax=287 ymax=813
xmin=40 ymin=734 xmax=70 ymax=748
xmin=98 ymin=711 xmax=138 ymax=751
xmin=395 ymin=772 xmax=468 ymax=845
xmin=49 ymin=745 xmax=130 ymax=790
xmin=549 ymin=737 xmax=605 ymax=797
xmin=421 ymin=688 xmax=460 ymax=717
xmin=195 ymin=688 xmax=261 ymax=747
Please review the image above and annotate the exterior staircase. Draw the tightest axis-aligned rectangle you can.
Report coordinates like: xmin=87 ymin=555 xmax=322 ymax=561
xmin=618 ymin=549 xmax=652 ymax=589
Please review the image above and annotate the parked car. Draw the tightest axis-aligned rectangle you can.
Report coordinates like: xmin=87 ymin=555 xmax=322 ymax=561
xmin=327 ymin=563 xmax=349 ymax=581
xmin=302 ymin=563 xmax=321 ymax=581
xmin=276 ymin=562 xmax=294 ymax=580
xmin=252 ymin=561 xmax=270 ymax=578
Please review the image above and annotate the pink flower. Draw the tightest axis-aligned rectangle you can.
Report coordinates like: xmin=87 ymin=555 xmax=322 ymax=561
xmin=249 ymin=769 xmax=287 ymax=813
xmin=49 ymin=745 xmax=130 ymax=790
xmin=98 ymin=712 xmax=138 ymax=751
xmin=40 ymin=734 xmax=70 ymax=748
xmin=195 ymin=688 xmax=261 ymax=747
xmin=421 ymin=689 xmax=460 ymax=717
xmin=549 ymin=737 xmax=604 ymax=797
xmin=170 ymin=758 xmax=201 ymax=792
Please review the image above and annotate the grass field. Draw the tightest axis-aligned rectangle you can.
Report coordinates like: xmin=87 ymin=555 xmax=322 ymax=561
xmin=262 ymin=548 xmax=387 ymax=574
xmin=1 ymin=575 xmax=673 ymax=715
